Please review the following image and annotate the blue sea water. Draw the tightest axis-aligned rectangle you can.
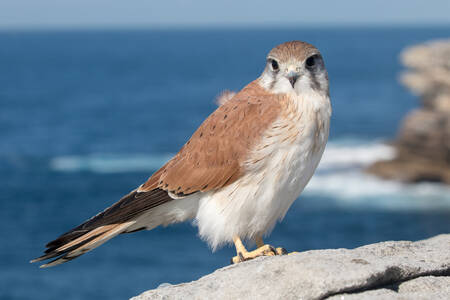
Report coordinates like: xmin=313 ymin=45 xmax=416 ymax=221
xmin=1 ymin=27 xmax=450 ymax=299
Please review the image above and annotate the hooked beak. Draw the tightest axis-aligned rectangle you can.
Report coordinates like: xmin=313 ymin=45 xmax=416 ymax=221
xmin=286 ymin=70 xmax=300 ymax=88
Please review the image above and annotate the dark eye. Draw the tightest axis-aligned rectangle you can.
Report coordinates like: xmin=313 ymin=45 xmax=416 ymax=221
xmin=305 ymin=55 xmax=317 ymax=68
xmin=271 ymin=59 xmax=279 ymax=71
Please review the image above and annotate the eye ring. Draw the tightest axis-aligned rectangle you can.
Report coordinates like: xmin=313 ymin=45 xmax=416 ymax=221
xmin=270 ymin=59 xmax=279 ymax=72
xmin=305 ymin=55 xmax=318 ymax=68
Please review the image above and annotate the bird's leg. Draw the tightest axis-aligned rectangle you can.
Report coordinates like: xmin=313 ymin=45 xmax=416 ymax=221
xmin=231 ymin=236 xmax=287 ymax=264
xmin=231 ymin=236 xmax=275 ymax=264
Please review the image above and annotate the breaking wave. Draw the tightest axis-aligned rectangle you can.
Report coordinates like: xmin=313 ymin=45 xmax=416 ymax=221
xmin=304 ymin=139 xmax=450 ymax=210
xmin=50 ymin=153 xmax=173 ymax=174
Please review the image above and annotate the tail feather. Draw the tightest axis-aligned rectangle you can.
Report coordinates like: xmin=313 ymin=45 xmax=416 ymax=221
xmin=54 ymin=224 xmax=118 ymax=253
xmin=44 ymin=230 xmax=88 ymax=253
xmin=31 ymin=188 xmax=174 ymax=267
xmin=31 ymin=232 xmax=104 ymax=263
xmin=37 ymin=222 xmax=134 ymax=268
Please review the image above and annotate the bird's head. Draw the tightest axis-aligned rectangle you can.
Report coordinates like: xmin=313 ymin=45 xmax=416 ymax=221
xmin=260 ymin=41 xmax=329 ymax=97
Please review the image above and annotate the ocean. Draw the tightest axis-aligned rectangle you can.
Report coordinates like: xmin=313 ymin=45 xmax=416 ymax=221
xmin=1 ymin=27 xmax=450 ymax=300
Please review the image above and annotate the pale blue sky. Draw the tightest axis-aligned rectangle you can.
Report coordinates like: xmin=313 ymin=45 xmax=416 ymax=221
xmin=0 ymin=0 xmax=449 ymax=29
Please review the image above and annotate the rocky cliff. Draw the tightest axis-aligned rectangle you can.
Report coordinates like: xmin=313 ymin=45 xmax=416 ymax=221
xmin=367 ymin=39 xmax=450 ymax=183
xmin=132 ymin=234 xmax=450 ymax=300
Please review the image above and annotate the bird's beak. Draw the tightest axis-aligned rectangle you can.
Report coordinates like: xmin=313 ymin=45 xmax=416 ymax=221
xmin=285 ymin=68 xmax=300 ymax=88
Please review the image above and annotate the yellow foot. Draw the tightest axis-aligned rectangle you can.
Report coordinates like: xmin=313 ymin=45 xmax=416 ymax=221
xmin=231 ymin=244 xmax=288 ymax=264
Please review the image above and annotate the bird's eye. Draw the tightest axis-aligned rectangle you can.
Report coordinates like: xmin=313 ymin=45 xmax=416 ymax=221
xmin=305 ymin=55 xmax=317 ymax=68
xmin=271 ymin=59 xmax=279 ymax=71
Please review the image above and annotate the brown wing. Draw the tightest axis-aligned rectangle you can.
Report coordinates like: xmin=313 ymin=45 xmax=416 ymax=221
xmin=140 ymin=81 xmax=282 ymax=195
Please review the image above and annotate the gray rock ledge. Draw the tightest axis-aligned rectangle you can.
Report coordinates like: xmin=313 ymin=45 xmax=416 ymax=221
xmin=132 ymin=234 xmax=450 ymax=300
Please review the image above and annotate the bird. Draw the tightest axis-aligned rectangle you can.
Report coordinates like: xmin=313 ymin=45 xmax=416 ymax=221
xmin=31 ymin=40 xmax=331 ymax=267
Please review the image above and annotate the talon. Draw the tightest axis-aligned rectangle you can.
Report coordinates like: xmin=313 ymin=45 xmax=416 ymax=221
xmin=276 ymin=247 xmax=288 ymax=255
xmin=259 ymin=244 xmax=275 ymax=255
xmin=264 ymin=245 xmax=276 ymax=256
xmin=238 ymin=252 xmax=245 ymax=262
xmin=231 ymin=255 xmax=240 ymax=264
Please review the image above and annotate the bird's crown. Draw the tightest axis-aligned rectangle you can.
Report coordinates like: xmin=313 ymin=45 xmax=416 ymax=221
xmin=267 ymin=41 xmax=319 ymax=62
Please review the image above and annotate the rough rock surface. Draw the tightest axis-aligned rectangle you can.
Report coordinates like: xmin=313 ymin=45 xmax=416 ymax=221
xmin=132 ymin=234 xmax=450 ymax=300
xmin=367 ymin=39 xmax=450 ymax=184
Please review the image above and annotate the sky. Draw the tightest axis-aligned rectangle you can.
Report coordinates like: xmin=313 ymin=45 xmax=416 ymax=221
xmin=0 ymin=0 xmax=449 ymax=29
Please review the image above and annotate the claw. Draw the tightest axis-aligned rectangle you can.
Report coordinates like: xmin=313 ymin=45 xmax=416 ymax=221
xmin=238 ymin=252 xmax=245 ymax=262
xmin=276 ymin=247 xmax=288 ymax=255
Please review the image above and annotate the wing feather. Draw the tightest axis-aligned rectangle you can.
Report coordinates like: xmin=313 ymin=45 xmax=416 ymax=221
xmin=140 ymin=80 xmax=282 ymax=195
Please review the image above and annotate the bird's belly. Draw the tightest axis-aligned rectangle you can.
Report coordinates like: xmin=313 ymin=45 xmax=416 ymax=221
xmin=251 ymin=134 xmax=327 ymax=232
xmin=195 ymin=121 xmax=328 ymax=250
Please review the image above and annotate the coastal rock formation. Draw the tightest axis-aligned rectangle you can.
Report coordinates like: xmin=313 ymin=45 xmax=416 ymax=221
xmin=367 ymin=39 xmax=450 ymax=183
xmin=131 ymin=234 xmax=450 ymax=300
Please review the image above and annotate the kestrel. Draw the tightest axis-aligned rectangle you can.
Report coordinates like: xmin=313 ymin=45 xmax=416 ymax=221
xmin=32 ymin=40 xmax=331 ymax=267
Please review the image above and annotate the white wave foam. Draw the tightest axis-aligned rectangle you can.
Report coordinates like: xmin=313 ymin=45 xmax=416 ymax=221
xmin=50 ymin=153 xmax=173 ymax=173
xmin=304 ymin=140 xmax=450 ymax=210
xmin=317 ymin=140 xmax=395 ymax=170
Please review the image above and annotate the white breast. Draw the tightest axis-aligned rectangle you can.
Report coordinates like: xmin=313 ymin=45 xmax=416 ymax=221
xmin=195 ymin=92 xmax=331 ymax=250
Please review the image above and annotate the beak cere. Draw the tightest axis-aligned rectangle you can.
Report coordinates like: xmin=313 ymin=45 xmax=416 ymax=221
xmin=287 ymin=74 xmax=299 ymax=88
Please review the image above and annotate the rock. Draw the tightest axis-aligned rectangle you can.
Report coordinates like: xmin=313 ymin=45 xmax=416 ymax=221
xmin=328 ymin=276 xmax=450 ymax=300
xmin=131 ymin=234 xmax=450 ymax=300
xmin=367 ymin=39 xmax=450 ymax=184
